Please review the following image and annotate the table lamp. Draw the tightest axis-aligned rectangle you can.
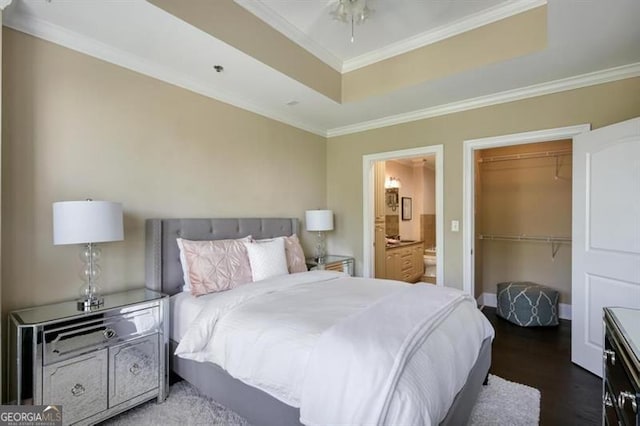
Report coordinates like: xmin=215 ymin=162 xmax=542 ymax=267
xmin=53 ymin=200 xmax=124 ymax=310
xmin=305 ymin=209 xmax=334 ymax=263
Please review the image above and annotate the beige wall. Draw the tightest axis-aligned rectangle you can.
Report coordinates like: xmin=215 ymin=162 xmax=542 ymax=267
xmin=326 ymin=77 xmax=640 ymax=289
xmin=422 ymin=164 xmax=435 ymax=215
xmin=1 ymin=28 xmax=327 ymax=313
xmin=478 ymin=140 xmax=573 ymax=303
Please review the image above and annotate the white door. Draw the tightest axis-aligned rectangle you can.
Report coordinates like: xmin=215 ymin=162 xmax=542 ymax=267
xmin=572 ymin=117 xmax=640 ymax=377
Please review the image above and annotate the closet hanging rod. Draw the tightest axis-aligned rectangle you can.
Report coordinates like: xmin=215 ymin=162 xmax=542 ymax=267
xmin=479 ymin=234 xmax=572 ymax=243
xmin=478 ymin=148 xmax=572 ymax=163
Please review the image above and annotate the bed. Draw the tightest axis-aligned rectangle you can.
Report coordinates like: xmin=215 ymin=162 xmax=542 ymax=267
xmin=145 ymin=218 xmax=493 ymax=426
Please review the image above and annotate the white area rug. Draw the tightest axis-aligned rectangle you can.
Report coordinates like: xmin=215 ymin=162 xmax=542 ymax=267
xmin=468 ymin=375 xmax=540 ymax=425
xmin=103 ymin=374 xmax=540 ymax=426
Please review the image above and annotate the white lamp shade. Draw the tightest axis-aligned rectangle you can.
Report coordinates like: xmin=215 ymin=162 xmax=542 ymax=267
xmin=53 ymin=201 xmax=124 ymax=245
xmin=305 ymin=210 xmax=334 ymax=232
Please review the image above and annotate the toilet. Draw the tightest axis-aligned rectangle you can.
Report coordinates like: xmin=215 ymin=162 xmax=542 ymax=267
xmin=423 ymin=249 xmax=437 ymax=277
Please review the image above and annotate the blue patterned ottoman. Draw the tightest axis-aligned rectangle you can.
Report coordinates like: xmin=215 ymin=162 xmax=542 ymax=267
xmin=496 ymin=282 xmax=559 ymax=327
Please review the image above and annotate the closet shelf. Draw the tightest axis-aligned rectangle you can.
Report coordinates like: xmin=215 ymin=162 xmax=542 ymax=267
xmin=479 ymin=234 xmax=571 ymax=243
xmin=479 ymin=234 xmax=571 ymax=260
xmin=478 ymin=148 xmax=572 ymax=163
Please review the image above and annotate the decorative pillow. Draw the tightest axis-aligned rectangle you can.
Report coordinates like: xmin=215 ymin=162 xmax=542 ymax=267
xmin=177 ymin=236 xmax=253 ymax=297
xmin=254 ymin=235 xmax=307 ymax=274
xmin=283 ymin=234 xmax=307 ymax=273
xmin=244 ymin=238 xmax=289 ymax=282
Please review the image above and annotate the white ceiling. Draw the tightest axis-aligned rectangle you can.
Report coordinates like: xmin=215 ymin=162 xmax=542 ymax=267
xmin=3 ymin=0 xmax=640 ymax=137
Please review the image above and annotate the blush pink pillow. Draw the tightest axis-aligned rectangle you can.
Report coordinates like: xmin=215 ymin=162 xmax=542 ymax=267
xmin=177 ymin=236 xmax=253 ymax=297
xmin=284 ymin=234 xmax=307 ymax=273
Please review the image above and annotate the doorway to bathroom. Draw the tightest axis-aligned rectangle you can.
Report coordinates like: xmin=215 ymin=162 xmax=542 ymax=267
xmin=362 ymin=146 xmax=443 ymax=286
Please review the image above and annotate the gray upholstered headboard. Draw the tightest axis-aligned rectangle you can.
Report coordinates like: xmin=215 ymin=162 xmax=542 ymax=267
xmin=145 ymin=218 xmax=299 ymax=296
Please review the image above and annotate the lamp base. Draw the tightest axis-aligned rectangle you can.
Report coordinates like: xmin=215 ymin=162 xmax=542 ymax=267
xmin=77 ymin=295 xmax=104 ymax=311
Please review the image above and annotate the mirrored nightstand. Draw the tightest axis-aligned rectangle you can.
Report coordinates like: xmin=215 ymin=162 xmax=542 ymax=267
xmin=306 ymin=255 xmax=355 ymax=276
xmin=7 ymin=288 xmax=169 ymax=425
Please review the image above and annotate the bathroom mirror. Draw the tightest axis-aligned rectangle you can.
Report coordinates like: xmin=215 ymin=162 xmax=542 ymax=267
xmin=385 ymin=188 xmax=399 ymax=212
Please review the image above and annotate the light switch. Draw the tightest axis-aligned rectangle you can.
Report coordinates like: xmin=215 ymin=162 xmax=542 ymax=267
xmin=451 ymin=220 xmax=459 ymax=232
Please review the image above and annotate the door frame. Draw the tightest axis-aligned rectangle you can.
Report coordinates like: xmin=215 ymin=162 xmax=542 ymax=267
xmin=362 ymin=145 xmax=444 ymax=285
xmin=462 ymin=124 xmax=591 ymax=297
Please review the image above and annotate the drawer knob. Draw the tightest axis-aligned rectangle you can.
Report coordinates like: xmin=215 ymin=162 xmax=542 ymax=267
xmin=604 ymin=392 xmax=614 ymax=407
xmin=603 ymin=349 xmax=616 ymax=365
xmin=71 ymin=383 xmax=85 ymax=397
xmin=617 ymin=391 xmax=638 ymax=413
xmin=129 ymin=363 xmax=141 ymax=376
xmin=103 ymin=328 xmax=117 ymax=339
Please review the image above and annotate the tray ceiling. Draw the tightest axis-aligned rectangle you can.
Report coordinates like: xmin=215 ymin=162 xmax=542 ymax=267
xmin=3 ymin=0 xmax=640 ymax=137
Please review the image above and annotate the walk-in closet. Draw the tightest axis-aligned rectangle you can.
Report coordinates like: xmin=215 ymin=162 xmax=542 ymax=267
xmin=474 ymin=140 xmax=573 ymax=317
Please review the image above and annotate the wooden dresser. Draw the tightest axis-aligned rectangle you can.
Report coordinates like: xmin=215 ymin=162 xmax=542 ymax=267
xmin=603 ymin=307 xmax=639 ymax=426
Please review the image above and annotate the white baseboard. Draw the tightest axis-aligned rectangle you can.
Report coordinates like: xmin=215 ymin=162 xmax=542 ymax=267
xmin=477 ymin=292 xmax=571 ymax=321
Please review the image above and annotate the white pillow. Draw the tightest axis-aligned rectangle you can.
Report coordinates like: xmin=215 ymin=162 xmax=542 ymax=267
xmin=254 ymin=235 xmax=307 ymax=274
xmin=244 ymin=238 xmax=289 ymax=282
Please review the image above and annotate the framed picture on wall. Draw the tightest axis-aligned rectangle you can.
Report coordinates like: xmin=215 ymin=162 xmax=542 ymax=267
xmin=401 ymin=197 xmax=412 ymax=221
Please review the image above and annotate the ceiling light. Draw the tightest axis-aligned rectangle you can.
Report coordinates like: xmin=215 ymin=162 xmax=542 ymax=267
xmin=330 ymin=0 xmax=373 ymax=43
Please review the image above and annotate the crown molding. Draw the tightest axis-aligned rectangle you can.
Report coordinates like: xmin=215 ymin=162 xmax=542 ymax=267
xmin=2 ymin=10 xmax=326 ymax=137
xmin=234 ymin=0 xmax=546 ymax=74
xmin=0 ymin=0 xmax=13 ymax=11
xmin=342 ymin=0 xmax=547 ymax=73
xmin=326 ymin=62 xmax=640 ymax=137
xmin=234 ymin=0 xmax=343 ymax=72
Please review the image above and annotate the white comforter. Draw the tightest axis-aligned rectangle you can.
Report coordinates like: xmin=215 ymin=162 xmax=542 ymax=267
xmin=175 ymin=271 xmax=494 ymax=425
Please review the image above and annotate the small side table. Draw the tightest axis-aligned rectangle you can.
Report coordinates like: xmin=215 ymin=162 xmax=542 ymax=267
xmin=7 ymin=288 xmax=169 ymax=425
xmin=306 ymin=255 xmax=355 ymax=276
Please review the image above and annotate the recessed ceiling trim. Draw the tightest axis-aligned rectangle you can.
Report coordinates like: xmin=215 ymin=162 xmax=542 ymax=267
xmin=3 ymin=10 xmax=326 ymax=137
xmin=234 ymin=0 xmax=547 ymax=74
xmin=342 ymin=0 xmax=547 ymax=73
xmin=234 ymin=0 xmax=343 ymax=72
xmin=327 ymin=62 xmax=640 ymax=137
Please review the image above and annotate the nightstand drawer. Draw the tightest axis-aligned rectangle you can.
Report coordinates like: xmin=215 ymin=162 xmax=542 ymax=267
xmin=43 ymin=349 xmax=108 ymax=425
xmin=306 ymin=255 xmax=355 ymax=277
xmin=109 ymin=334 xmax=159 ymax=407
xmin=324 ymin=263 xmax=345 ymax=273
xmin=44 ymin=307 xmax=159 ymax=365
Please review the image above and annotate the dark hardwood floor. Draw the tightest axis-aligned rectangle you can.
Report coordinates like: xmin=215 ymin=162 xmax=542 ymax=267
xmin=482 ymin=307 xmax=601 ymax=425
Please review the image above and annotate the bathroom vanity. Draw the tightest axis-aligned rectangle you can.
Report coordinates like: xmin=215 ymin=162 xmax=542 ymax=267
xmin=384 ymin=241 xmax=424 ymax=283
